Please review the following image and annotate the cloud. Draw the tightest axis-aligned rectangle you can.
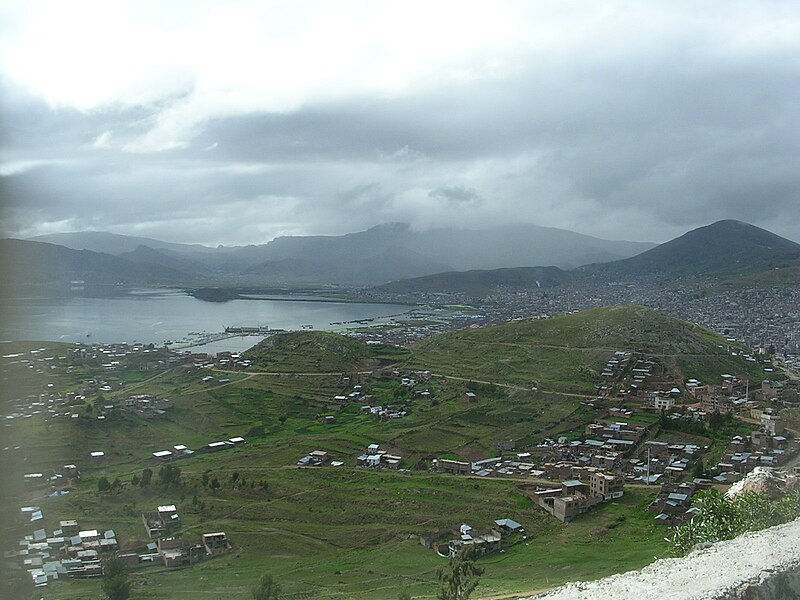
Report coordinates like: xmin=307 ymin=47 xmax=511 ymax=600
xmin=1 ymin=1 xmax=799 ymax=245
xmin=429 ymin=186 xmax=484 ymax=206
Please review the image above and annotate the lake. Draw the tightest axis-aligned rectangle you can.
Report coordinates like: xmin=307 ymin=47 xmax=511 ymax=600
xmin=0 ymin=290 xmax=413 ymax=352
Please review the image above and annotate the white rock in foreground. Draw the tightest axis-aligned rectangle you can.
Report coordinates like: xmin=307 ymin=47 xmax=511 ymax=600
xmin=530 ymin=517 xmax=800 ymax=600
xmin=726 ymin=466 xmax=799 ymax=500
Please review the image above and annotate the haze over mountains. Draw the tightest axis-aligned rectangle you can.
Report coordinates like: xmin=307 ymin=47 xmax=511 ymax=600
xmin=24 ymin=223 xmax=653 ymax=288
xmin=8 ymin=220 xmax=799 ymax=293
xmin=377 ymin=220 xmax=800 ymax=295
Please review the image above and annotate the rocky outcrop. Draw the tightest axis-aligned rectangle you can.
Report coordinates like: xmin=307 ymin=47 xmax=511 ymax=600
xmin=726 ymin=467 xmax=800 ymax=500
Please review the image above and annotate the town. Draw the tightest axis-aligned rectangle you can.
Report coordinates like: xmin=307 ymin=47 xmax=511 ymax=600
xmin=3 ymin=306 xmax=799 ymax=598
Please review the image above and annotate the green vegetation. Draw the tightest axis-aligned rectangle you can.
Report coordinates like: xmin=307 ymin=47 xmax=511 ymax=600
xmin=2 ymin=306 xmax=773 ymax=599
xmin=379 ymin=266 xmax=570 ymax=297
xmin=102 ymin=558 xmax=131 ymax=600
xmin=244 ymin=331 xmax=410 ymax=372
xmin=437 ymin=548 xmax=484 ymax=600
xmin=670 ymin=489 xmax=800 ymax=556
xmin=406 ymin=306 xmax=764 ymax=392
xmin=251 ymin=573 xmax=280 ymax=600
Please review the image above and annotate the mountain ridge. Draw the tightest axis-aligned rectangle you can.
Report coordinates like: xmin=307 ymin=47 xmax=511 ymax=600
xmin=22 ymin=222 xmax=656 ymax=286
xmin=377 ymin=220 xmax=800 ymax=296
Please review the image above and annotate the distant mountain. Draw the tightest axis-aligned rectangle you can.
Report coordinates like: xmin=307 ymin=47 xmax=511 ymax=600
xmin=582 ymin=220 xmax=800 ymax=279
xmin=379 ymin=266 xmax=570 ymax=296
xmin=243 ymin=239 xmax=454 ymax=285
xmin=28 ymin=223 xmax=653 ymax=286
xmin=31 ymin=231 xmax=218 ymax=256
xmin=0 ymin=239 xmax=197 ymax=292
xmin=118 ymin=245 xmax=209 ymax=274
xmin=376 ymin=220 xmax=800 ymax=295
xmin=404 ymin=223 xmax=655 ymax=271
xmin=262 ymin=222 xmax=652 ymax=270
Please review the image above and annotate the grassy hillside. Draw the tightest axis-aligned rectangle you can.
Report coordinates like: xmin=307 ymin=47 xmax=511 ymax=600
xmin=3 ymin=305 xmax=770 ymax=598
xmin=2 ymin=341 xmax=667 ymax=600
xmin=244 ymin=331 xmax=410 ymax=372
xmin=405 ymin=306 xmax=766 ymax=392
xmin=586 ymin=220 xmax=800 ymax=279
xmin=378 ymin=266 xmax=570 ymax=297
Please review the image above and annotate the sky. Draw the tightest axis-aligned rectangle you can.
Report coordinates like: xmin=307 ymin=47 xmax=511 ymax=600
xmin=1 ymin=0 xmax=799 ymax=246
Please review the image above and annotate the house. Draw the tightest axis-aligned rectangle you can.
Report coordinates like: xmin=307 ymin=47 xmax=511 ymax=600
xmin=158 ymin=537 xmax=190 ymax=568
xmin=589 ymin=471 xmax=624 ymax=500
xmin=434 ymin=459 xmax=471 ymax=476
xmin=297 ymin=450 xmax=331 ymax=466
xmin=494 ymin=518 xmax=524 ymax=533
xmin=60 ymin=520 xmax=79 ymax=537
xmin=202 ymin=532 xmax=230 ymax=556
xmin=142 ymin=504 xmax=180 ymax=538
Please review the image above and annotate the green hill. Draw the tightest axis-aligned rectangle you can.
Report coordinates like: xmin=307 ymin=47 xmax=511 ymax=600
xmin=244 ymin=331 xmax=408 ymax=372
xmin=378 ymin=266 xmax=570 ymax=297
xmin=585 ymin=220 xmax=800 ymax=279
xmin=405 ymin=306 xmax=766 ymax=392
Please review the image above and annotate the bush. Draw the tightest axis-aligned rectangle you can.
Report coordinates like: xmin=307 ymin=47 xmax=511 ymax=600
xmin=671 ymin=489 xmax=800 ymax=556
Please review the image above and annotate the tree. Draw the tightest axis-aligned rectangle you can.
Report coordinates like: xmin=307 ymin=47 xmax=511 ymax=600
xmin=251 ymin=573 xmax=281 ymax=600
xmin=140 ymin=467 xmax=153 ymax=487
xmin=399 ymin=589 xmax=412 ymax=600
xmin=158 ymin=463 xmax=182 ymax=486
xmin=102 ymin=558 xmax=131 ymax=600
xmin=97 ymin=476 xmax=111 ymax=492
xmin=436 ymin=549 xmax=484 ymax=600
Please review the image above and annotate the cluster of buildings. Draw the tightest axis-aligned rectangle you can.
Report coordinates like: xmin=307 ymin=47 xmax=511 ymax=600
xmin=713 ymin=411 xmax=797 ymax=484
xmin=21 ymin=464 xmax=79 ymax=498
xmin=356 ymin=443 xmax=403 ymax=469
xmin=420 ymin=518 xmax=525 ymax=558
xmin=185 ymin=350 xmax=253 ymax=371
xmin=132 ymin=503 xmax=230 ymax=568
xmin=433 ymin=456 xmax=544 ymax=478
xmin=9 ymin=512 xmax=118 ymax=588
xmin=296 ymin=444 xmax=404 ymax=469
xmin=297 ymin=450 xmax=344 ymax=467
xmin=649 ymin=481 xmax=705 ymax=523
xmin=527 ymin=471 xmax=625 ymax=523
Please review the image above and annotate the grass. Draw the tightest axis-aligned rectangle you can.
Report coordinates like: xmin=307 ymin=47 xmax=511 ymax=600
xmin=35 ymin=477 xmax=665 ymax=600
xmin=405 ymin=306 xmax=770 ymax=393
xmin=3 ymin=304 xmax=764 ymax=598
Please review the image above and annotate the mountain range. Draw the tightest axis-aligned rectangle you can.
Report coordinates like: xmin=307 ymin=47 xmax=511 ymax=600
xmin=376 ymin=220 xmax=800 ymax=295
xmin=24 ymin=222 xmax=654 ymax=288
xmin=6 ymin=219 xmax=799 ymax=294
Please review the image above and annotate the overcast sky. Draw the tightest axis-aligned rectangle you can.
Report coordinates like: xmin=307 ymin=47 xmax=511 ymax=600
xmin=1 ymin=1 xmax=799 ymax=246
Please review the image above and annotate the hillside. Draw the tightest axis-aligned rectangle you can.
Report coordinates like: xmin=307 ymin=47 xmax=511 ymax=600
xmin=584 ymin=220 xmax=800 ymax=279
xmin=405 ymin=306 xmax=766 ymax=392
xmin=0 ymin=239 xmax=197 ymax=292
xmin=374 ymin=220 xmax=800 ymax=296
xmin=378 ymin=266 xmax=571 ymax=296
xmin=31 ymin=231 xmax=218 ymax=256
xmin=243 ymin=331 xmax=409 ymax=372
xmin=27 ymin=222 xmax=654 ymax=286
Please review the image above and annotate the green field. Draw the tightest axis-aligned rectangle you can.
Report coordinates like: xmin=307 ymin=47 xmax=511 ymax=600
xmin=1 ymin=307 xmax=770 ymax=599
xmin=405 ymin=306 xmax=769 ymax=392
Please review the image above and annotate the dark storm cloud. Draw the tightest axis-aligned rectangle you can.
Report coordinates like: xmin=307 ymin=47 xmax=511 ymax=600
xmin=2 ymin=3 xmax=800 ymax=245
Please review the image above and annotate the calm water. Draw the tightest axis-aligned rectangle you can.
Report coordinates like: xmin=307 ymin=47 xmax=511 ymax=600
xmin=0 ymin=290 xmax=411 ymax=351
